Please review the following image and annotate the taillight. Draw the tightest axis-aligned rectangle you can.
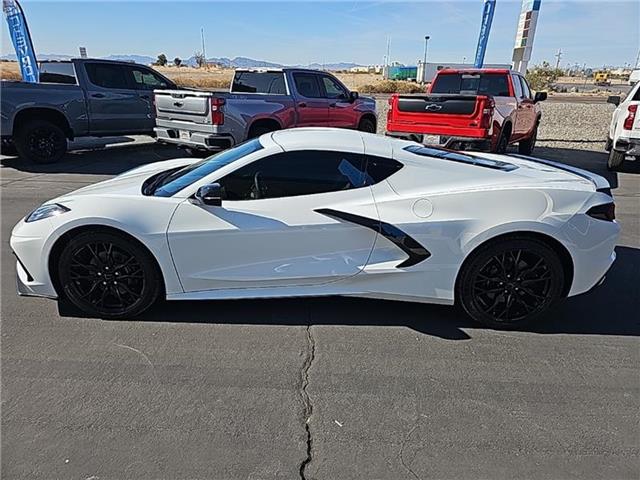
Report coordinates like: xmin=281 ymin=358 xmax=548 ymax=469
xmin=210 ymin=97 xmax=225 ymax=125
xmin=480 ymin=97 xmax=494 ymax=130
xmin=623 ymin=104 xmax=637 ymax=130
xmin=587 ymin=202 xmax=616 ymax=221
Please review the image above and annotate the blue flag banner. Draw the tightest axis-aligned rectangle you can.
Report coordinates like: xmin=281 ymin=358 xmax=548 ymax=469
xmin=3 ymin=0 xmax=39 ymax=83
xmin=474 ymin=0 xmax=496 ymax=68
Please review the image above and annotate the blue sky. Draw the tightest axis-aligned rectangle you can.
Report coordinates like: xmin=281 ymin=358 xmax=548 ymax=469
xmin=2 ymin=0 xmax=638 ymax=68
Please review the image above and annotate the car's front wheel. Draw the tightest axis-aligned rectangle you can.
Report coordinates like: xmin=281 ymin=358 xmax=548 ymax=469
xmin=57 ymin=231 xmax=162 ymax=318
xmin=457 ymin=237 xmax=565 ymax=328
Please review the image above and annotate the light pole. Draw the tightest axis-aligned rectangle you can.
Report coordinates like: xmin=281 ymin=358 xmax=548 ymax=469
xmin=422 ymin=35 xmax=430 ymax=84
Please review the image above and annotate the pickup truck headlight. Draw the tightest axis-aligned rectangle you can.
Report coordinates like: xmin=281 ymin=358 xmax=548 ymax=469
xmin=25 ymin=203 xmax=70 ymax=223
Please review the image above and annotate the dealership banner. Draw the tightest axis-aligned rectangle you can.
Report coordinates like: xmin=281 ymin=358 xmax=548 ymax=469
xmin=3 ymin=0 xmax=39 ymax=83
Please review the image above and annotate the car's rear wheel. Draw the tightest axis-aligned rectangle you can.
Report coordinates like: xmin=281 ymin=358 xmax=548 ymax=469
xmin=457 ymin=237 xmax=564 ymax=328
xmin=57 ymin=231 xmax=162 ymax=319
xmin=607 ymin=148 xmax=625 ymax=171
xmin=15 ymin=119 xmax=67 ymax=164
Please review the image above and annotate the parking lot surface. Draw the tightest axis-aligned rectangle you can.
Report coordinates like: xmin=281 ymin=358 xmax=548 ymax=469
xmin=1 ymin=134 xmax=639 ymax=479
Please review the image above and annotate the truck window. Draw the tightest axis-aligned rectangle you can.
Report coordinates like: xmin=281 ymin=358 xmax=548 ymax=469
xmin=231 ymin=72 xmax=286 ymax=94
xmin=85 ymin=63 xmax=130 ymax=89
xmin=128 ymin=67 xmax=172 ymax=90
xmin=431 ymin=73 xmax=510 ymax=97
xmin=321 ymin=76 xmax=348 ymax=99
xmin=511 ymin=74 xmax=523 ymax=98
xmin=519 ymin=76 xmax=532 ymax=99
xmin=293 ymin=73 xmax=322 ymax=98
xmin=38 ymin=62 xmax=77 ymax=84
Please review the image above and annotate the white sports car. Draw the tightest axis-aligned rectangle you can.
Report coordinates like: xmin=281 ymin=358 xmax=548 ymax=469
xmin=11 ymin=128 xmax=619 ymax=328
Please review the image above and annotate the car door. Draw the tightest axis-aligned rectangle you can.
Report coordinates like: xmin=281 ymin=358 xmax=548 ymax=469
xmin=516 ymin=75 xmax=536 ymax=138
xmin=125 ymin=65 xmax=176 ymax=132
xmin=291 ymin=72 xmax=330 ymax=126
xmin=83 ymin=62 xmax=151 ymax=135
xmin=167 ymin=148 xmax=379 ymax=292
xmin=320 ymin=74 xmax=357 ymax=128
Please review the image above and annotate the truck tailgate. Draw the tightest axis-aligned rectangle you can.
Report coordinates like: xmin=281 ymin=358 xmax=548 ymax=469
xmin=154 ymin=89 xmax=215 ymax=124
xmin=387 ymin=94 xmax=490 ymax=137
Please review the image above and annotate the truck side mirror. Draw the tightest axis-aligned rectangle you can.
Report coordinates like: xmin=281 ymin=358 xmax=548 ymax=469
xmin=349 ymin=91 xmax=359 ymax=102
xmin=195 ymin=183 xmax=222 ymax=207
xmin=607 ymin=95 xmax=621 ymax=107
xmin=534 ymin=91 xmax=547 ymax=103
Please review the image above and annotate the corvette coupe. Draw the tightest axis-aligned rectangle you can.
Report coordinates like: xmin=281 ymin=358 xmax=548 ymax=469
xmin=12 ymin=128 xmax=619 ymax=327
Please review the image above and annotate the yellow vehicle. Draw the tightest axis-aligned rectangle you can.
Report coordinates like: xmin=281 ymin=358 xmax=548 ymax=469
xmin=594 ymin=71 xmax=611 ymax=86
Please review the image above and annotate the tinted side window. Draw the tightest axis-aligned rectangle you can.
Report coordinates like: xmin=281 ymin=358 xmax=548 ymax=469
xmin=129 ymin=67 xmax=171 ymax=90
xmin=39 ymin=62 xmax=77 ymax=84
xmin=512 ymin=74 xmax=523 ymax=98
xmin=519 ymin=76 xmax=532 ymax=99
xmin=293 ymin=73 xmax=322 ymax=98
xmin=219 ymin=150 xmax=367 ymax=200
xmin=85 ymin=63 xmax=130 ymax=89
xmin=366 ymin=156 xmax=404 ymax=183
xmin=232 ymin=72 xmax=287 ymax=94
xmin=321 ymin=76 xmax=347 ymax=99
xmin=634 ymin=86 xmax=640 ymax=101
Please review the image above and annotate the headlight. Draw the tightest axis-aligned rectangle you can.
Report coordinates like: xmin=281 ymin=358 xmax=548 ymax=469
xmin=25 ymin=203 xmax=70 ymax=223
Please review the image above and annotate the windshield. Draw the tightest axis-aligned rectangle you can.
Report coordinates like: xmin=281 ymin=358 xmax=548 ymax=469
xmin=151 ymin=138 xmax=264 ymax=197
xmin=431 ymin=73 xmax=510 ymax=97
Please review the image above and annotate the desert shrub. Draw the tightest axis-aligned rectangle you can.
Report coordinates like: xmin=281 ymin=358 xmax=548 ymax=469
xmin=172 ymin=76 xmax=231 ymax=90
xmin=359 ymin=80 xmax=425 ymax=94
xmin=526 ymin=62 xmax=563 ymax=91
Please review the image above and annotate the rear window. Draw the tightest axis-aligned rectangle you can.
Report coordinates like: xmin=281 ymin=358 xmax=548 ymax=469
xmin=231 ymin=71 xmax=287 ymax=94
xmin=431 ymin=73 xmax=510 ymax=97
xmin=404 ymin=145 xmax=518 ymax=171
xmin=633 ymin=86 xmax=640 ymax=101
xmin=38 ymin=62 xmax=77 ymax=84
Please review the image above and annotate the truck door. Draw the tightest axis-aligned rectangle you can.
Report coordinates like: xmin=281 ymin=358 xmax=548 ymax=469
xmin=291 ymin=72 xmax=330 ymax=126
xmin=83 ymin=62 xmax=151 ymax=135
xmin=513 ymin=74 xmax=536 ymax=138
xmin=319 ymin=74 xmax=357 ymax=128
xmin=124 ymin=65 xmax=175 ymax=132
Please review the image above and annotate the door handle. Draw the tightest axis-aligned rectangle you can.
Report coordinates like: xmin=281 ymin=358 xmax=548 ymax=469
xmin=91 ymin=93 xmax=105 ymax=98
xmin=298 ymin=102 xmax=307 ymax=108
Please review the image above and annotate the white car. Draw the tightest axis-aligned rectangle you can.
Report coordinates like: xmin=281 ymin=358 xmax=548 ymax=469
xmin=11 ymin=128 xmax=619 ymax=328
xmin=606 ymin=81 xmax=640 ymax=170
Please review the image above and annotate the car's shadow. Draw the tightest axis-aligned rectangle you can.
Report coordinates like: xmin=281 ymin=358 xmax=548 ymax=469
xmin=61 ymin=246 xmax=640 ymax=340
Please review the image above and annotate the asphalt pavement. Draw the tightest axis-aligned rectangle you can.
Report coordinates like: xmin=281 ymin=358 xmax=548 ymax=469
xmin=1 ymin=136 xmax=638 ymax=479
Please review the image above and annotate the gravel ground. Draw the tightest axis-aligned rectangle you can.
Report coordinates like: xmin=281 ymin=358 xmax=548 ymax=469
xmin=374 ymin=97 xmax=614 ymax=152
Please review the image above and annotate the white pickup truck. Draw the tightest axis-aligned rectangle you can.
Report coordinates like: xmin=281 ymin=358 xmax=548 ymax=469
xmin=606 ymin=81 xmax=640 ymax=170
xmin=153 ymin=68 xmax=377 ymax=154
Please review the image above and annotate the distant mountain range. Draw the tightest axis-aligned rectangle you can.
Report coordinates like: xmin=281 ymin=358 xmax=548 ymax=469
xmin=0 ymin=53 xmax=362 ymax=71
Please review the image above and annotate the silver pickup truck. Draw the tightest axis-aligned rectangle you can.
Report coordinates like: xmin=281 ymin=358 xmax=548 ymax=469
xmin=153 ymin=68 xmax=377 ymax=153
xmin=1 ymin=58 xmax=176 ymax=163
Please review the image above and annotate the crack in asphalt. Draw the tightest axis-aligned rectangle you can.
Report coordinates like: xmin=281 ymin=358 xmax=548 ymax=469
xmin=298 ymin=323 xmax=316 ymax=480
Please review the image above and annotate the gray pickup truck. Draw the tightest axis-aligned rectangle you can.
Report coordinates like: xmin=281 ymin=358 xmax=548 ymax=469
xmin=153 ymin=68 xmax=377 ymax=153
xmin=1 ymin=58 xmax=176 ymax=163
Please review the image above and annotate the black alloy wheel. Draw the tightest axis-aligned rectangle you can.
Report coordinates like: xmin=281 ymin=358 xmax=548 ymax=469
xmin=457 ymin=238 xmax=564 ymax=328
xmin=58 ymin=231 xmax=162 ymax=318
xmin=15 ymin=120 xmax=67 ymax=164
xmin=358 ymin=117 xmax=377 ymax=134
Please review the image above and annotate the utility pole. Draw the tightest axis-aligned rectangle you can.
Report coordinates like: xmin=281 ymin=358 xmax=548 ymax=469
xmin=201 ymin=27 xmax=207 ymax=68
xmin=554 ymin=48 xmax=563 ymax=70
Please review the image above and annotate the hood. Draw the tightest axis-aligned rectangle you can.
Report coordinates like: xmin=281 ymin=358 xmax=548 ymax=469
xmin=56 ymin=157 xmax=196 ymax=200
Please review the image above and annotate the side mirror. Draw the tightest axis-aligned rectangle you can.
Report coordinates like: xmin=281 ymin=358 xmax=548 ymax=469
xmin=607 ymin=95 xmax=621 ymax=107
xmin=534 ymin=91 xmax=547 ymax=103
xmin=349 ymin=91 xmax=359 ymax=102
xmin=195 ymin=183 xmax=222 ymax=207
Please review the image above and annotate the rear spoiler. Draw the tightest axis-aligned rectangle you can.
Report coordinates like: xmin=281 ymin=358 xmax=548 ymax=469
xmin=510 ymin=154 xmax=611 ymax=192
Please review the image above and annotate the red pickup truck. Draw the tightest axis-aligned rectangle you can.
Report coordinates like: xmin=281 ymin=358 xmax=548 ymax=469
xmin=386 ymin=68 xmax=547 ymax=154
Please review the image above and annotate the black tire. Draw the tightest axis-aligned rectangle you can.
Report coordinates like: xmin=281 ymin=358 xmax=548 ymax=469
xmin=493 ymin=126 xmax=510 ymax=154
xmin=14 ymin=119 xmax=67 ymax=164
xmin=357 ymin=117 xmax=377 ymax=134
xmin=57 ymin=231 xmax=162 ymax=319
xmin=248 ymin=124 xmax=278 ymax=139
xmin=607 ymin=149 xmax=625 ymax=171
xmin=408 ymin=134 xmax=424 ymax=143
xmin=518 ymin=124 xmax=538 ymax=155
xmin=456 ymin=237 xmax=565 ymax=329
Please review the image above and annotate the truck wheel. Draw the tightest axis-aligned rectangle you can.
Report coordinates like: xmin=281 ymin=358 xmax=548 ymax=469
xmin=494 ymin=128 xmax=510 ymax=154
xmin=605 ymin=137 xmax=612 ymax=152
xmin=358 ymin=117 xmax=377 ymax=134
xmin=248 ymin=124 xmax=278 ymax=139
xmin=518 ymin=125 xmax=538 ymax=155
xmin=15 ymin=120 xmax=67 ymax=164
xmin=607 ymin=149 xmax=625 ymax=171
xmin=0 ymin=139 xmax=17 ymax=157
